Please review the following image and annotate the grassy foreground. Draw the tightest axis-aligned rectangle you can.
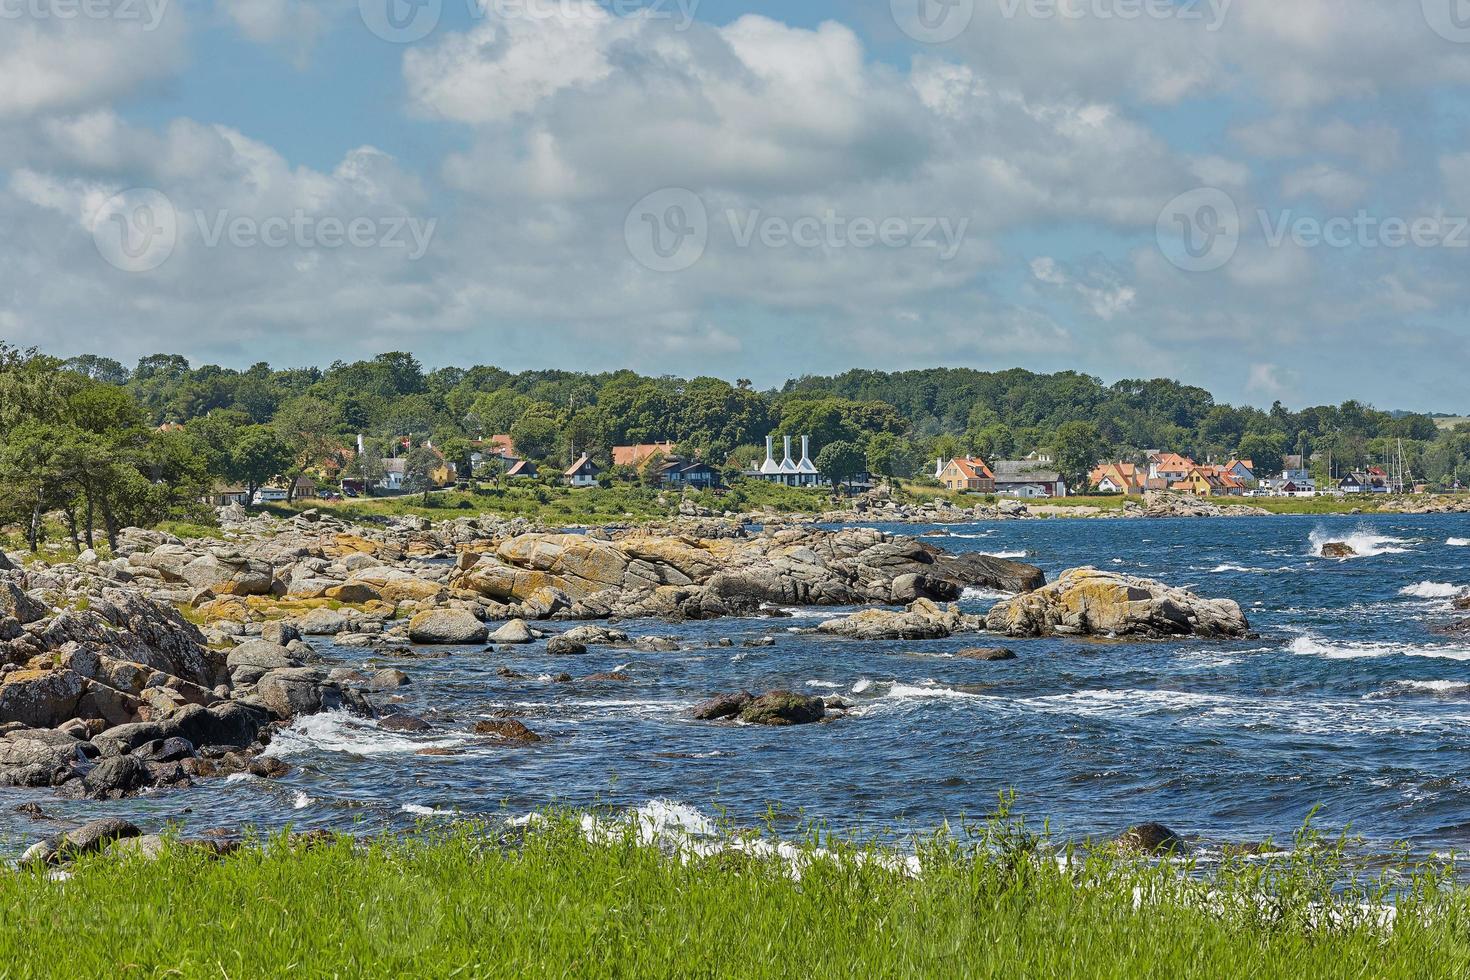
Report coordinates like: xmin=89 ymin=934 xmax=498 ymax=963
xmin=4 ymin=814 xmax=1470 ymax=978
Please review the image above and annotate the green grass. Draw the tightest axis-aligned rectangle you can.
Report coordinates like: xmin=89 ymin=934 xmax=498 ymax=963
xmin=5 ymin=811 xmax=1470 ymax=978
xmin=262 ymin=479 xmax=834 ymax=526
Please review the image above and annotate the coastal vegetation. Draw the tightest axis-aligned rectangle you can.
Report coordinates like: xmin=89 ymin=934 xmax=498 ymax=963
xmin=5 ymin=811 xmax=1469 ymax=978
xmin=3 ymin=344 xmax=1466 ymax=548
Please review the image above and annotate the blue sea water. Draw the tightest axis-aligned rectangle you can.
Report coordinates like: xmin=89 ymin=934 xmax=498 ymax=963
xmin=7 ymin=513 xmax=1470 ymax=855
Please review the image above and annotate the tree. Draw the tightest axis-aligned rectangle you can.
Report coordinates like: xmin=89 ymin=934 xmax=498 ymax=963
xmin=510 ymin=414 xmax=559 ymax=462
xmin=1053 ymin=421 xmax=1104 ymax=490
xmin=403 ymin=446 xmax=443 ymax=504
xmin=273 ymin=395 xmax=340 ymax=503
xmin=815 ymin=440 xmax=865 ymax=496
xmin=1236 ymin=432 xmax=1286 ymax=480
xmin=865 ymin=432 xmax=909 ymax=481
xmin=224 ymin=427 xmax=291 ymax=507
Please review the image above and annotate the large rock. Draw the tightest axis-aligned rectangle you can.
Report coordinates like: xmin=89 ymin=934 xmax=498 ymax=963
xmin=255 ymin=667 xmax=341 ymax=719
xmin=182 ymin=549 xmax=274 ymax=596
xmin=489 ymin=620 xmax=533 ymax=644
xmin=407 ymin=610 xmax=488 ymax=645
xmin=0 ymin=669 xmax=85 ymax=728
xmin=985 ymin=568 xmax=1250 ymax=639
xmin=691 ymin=691 xmax=753 ymax=721
xmin=817 ymin=599 xmax=979 ymax=640
xmin=0 ymin=579 xmax=48 ymax=625
xmin=226 ymin=639 xmax=300 ymax=672
xmin=738 ymin=691 xmax=826 ymax=726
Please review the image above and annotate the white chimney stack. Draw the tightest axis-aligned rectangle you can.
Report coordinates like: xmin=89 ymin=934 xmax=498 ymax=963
xmin=357 ymin=433 xmax=365 ymax=454
xmin=801 ymin=436 xmax=810 ymax=461
xmin=783 ymin=436 xmax=793 ymax=464
xmin=765 ymin=436 xmax=774 ymax=466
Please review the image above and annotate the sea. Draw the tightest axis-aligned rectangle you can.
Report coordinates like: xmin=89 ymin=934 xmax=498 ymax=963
xmin=7 ymin=514 xmax=1470 ymax=857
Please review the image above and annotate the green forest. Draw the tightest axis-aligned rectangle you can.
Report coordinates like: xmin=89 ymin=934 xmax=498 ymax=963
xmin=5 ymin=345 xmax=1470 ymax=548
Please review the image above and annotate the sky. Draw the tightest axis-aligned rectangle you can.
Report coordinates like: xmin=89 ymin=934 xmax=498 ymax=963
xmin=3 ymin=0 xmax=1470 ymax=410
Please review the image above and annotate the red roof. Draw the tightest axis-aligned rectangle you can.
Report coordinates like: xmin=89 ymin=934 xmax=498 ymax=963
xmin=945 ymin=457 xmax=994 ymax=480
xmin=613 ymin=442 xmax=677 ymax=467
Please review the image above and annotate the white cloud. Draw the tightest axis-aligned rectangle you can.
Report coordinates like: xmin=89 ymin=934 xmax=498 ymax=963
xmin=0 ymin=11 xmax=187 ymax=119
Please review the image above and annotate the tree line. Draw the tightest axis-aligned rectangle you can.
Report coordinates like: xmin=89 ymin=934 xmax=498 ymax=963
xmin=6 ymin=346 xmax=1467 ymax=550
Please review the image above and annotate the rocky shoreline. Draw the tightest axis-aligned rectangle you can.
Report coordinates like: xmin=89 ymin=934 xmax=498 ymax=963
xmin=0 ymin=506 xmax=1249 ymax=799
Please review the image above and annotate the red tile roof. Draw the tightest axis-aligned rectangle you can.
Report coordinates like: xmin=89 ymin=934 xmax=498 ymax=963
xmin=613 ymin=442 xmax=677 ymax=467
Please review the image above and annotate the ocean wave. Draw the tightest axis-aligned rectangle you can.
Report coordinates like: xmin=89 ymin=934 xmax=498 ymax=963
xmin=961 ymin=587 xmax=1010 ymax=601
xmin=984 ymin=550 xmax=1029 ymax=560
xmin=1288 ymin=633 xmax=1470 ymax=662
xmin=1399 ymin=582 xmax=1463 ymax=599
xmin=262 ymin=711 xmax=467 ymax=758
xmin=403 ymin=804 xmax=458 ymax=817
xmin=1388 ymin=680 xmax=1470 ymax=695
xmin=1450 ymin=538 xmax=1470 ymax=547
xmin=292 ymin=791 xmax=314 ymax=810
xmin=1308 ymin=527 xmax=1414 ymax=558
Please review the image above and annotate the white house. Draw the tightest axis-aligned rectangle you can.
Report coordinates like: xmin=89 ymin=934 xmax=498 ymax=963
xmin=563 ymin=454 xmax=602 ymax=487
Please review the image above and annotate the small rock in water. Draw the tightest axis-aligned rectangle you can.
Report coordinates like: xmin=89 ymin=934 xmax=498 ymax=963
xmin=738 ymin=691 xmax=826 ymax=726
xmin=1116 ymin=822 xmax=1188 ymax=855
xmin=954 ymin=647 xmax=1018 ymax=662
xmin=13 ymin=802 xmax=49 ymax=820
xmin=1320 ymin=542 xmax=1357 ymax=559
xmin=472 ymin=719 xmax=542 ymax=743
xmin=546 ymin=635 xmax=587 ymax=656
xmin=378 ymin=714 xmax=433 ymax=733
xmin=490 ymin=620 xmax=534 ymax=645
xmin=691 ymin=691 xmax=754 ymax=721
xmin=742 ymin=636 xmax=776 ymax=648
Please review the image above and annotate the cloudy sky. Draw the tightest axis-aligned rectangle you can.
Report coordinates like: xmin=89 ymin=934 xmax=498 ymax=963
xmin=4 ymin=0 xmax=1470 ymax=410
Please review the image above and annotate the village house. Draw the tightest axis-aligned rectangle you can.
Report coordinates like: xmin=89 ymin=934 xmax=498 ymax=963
xmin=563 ymin=454 xmax=603 ymax=488
xmin=938 ymin=457 xmax=995 ymax=493
xmin=1089 ymin=462 xmax=1146 ymax=495
xmin=612 ymin=442 xmax=678 ymax=468
xmin=614 ymin=442 xmax=721 ymax=490
xmin=505 ymin=459 xmax=539 ymax=480
xmin=204 ymin=482 xmax=249 ymax=507
xmin=745 ymin=436 xmax=823 ymax=488
xmin=991 ymin=460 xmax=1068 ymax=498
xmin=1148 ymin=452 xmax=1197 ymax=484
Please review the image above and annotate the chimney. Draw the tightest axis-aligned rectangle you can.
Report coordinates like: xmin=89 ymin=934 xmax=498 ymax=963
xmin=801 ymin=436 xmax=810 ymax=461
xmin=765 ymin=436 xmax=774 ymax=466
xmin=783 ymin=436 xmax=793 ymax=465
xmin=357 ymin=433 xmax=365 ymax=454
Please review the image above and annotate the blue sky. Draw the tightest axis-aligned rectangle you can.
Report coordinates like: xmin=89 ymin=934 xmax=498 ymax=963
xmin=3 ymin=0 xmax=1470 ymax=411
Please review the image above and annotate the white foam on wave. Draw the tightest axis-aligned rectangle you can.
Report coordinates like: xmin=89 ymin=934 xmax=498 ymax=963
xmin=1308 ymin=526 xmax=1414 ymax=558
xmin=263 ymin=711 xmax=467 ymax=758
xmin=984 ymin=550 xmax=1029 ymax=560
xmin=571 ymin=800 xmax=922 ymax=879
xmin=293 ymin=791 xmax=313 ymax=810
xmin=804 ymin=680 xmax=841 ymax=690
xmin=961 ymin=587 xmax=1009 ymax=602
xmin=403 ymin=804 xmax=457 ymax=817
xmin=1288 ymin=633 xmax=1470 ymax=662
xmin=1389 ymin=680 xmax=1470 ymax=695
xmin=1399 ymin=582 xmax=1463 ymax=599
xmin=1449 ymin=538 xmax=1470 ymax=547
xmin=886 ymin=681 xmax=983 ymax=701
